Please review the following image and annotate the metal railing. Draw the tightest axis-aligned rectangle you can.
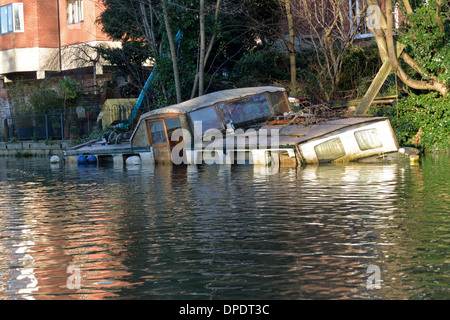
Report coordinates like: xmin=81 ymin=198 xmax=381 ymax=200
xmin=1 ymin=107 xmax=103 ymax=141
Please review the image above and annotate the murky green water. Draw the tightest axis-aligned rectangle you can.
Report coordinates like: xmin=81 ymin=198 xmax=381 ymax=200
xmin=0 ymin=154 xmax=448 ymax=300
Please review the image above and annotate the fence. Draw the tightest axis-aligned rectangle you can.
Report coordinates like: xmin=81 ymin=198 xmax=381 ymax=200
xmin=1 ymin=106 xmax=104 ymax=141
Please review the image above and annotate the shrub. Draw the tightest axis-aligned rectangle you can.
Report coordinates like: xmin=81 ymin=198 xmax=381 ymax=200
xmin=372 ymin=92 xmax=450 ymax=152
xmin=229 ymin=46 xmax=289 ymax=87
xmin=29 ymin=88 xmax=62 ymax=113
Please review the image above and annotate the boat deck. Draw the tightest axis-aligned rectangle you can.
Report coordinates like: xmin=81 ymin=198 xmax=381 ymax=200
xmin=64 ymin=139 xmax=148 ymax=156
xmin=205 ymin=116 xmax=389 ymax=149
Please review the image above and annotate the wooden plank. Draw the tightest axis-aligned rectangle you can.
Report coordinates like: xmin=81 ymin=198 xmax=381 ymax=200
xmin=355 ymin=59 xmax=393 ymax=115
xmin=65 ymin=139 xmax=102 ymax=150
xmin=330 ymin=95 xmax=397 ymax=109
xmin=355 ymin=42 xmax=404 ymax=115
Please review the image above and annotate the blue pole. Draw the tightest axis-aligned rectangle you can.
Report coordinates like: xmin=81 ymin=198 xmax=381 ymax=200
xmin=120 ymin=30 xmax=183 ymax=130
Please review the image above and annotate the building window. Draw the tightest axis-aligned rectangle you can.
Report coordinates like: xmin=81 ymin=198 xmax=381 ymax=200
xmin=349 ymin=0 xmax=372 ymax=37
xmin=1 ymin=5 xmax=13 ymax=34
xmin=67 ymin=0 xmax=84 ymax=24
xmin=0 ymin=3 xmax=24 ymax=35
xmin=13 ymin=3 xmax=24 ymax=32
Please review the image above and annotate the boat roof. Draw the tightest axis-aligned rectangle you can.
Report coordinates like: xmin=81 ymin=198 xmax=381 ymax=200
xmin=138 ymin=86 xmax=285 ymax=119
xmin=130 ymin=86 xmax=286 ymax=144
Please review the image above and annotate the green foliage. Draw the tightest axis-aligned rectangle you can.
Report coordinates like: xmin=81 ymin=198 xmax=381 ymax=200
xmin=398 ymin=0 xmax=450 ymax=86
xmin=372 ymin=92 xmax=450 ymax=151
xmin=8 ymin=81 xmax=34 ymax=127
xmin=9 ymin=79 xmax=80 ymax=130
xmin=371 ymin=0 xmax=450 ymax=152
xmin=339 ymin=45 xmax=382 ymax=93
xmin=98 ymin=0 xmax=285 ymax=108
xmin=29 ymin=88 xmax=62 ymax=113
xmin=228 ymin=45 xmax=383 ymax=103
xmin=229 ymin=46 xmax=289 ymax=87
xmin=58 ymin=77 xmax=82 ymax=101
xmin=98 ymin=40 xmax=151 ymax=95
xmin=98 ymin=0 xmax=145 ymax=42
xmin=69 ymin=126 xmax=79 ymax=133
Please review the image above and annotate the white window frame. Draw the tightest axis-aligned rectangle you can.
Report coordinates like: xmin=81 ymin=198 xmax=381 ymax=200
xmin=1 ymin=4 xmax=13 ymax=35
xmin=0 ymin=3 xmax=23 ymax=35
xmin=67 ymin=0 xmax=84 ymax=25
xmin=13 ymin=3 xmax=24 ymax=33
xmin=394 ymin=3 xmax=400 ymax=29
xmin=349 ymin=0 xmax=373 ymax=39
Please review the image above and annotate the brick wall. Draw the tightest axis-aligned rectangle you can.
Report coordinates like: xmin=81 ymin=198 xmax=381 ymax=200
xmin=0 ymin=0 xmax=111 ymax=51
xmin=0 ymin=78 xmax=11 ymax=139
xmin=60 ymin=0 xmax=111 ymax=47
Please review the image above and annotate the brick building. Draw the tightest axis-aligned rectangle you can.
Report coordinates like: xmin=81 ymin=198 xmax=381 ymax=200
xmin=0 ymin=1 xmax=124 ymax=141
xmin=0 ymin=0 xmax=119 ymax=80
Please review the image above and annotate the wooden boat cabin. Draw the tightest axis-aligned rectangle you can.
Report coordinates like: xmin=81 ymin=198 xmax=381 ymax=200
xmin=130 ymin=86 xmax=292 ymax=165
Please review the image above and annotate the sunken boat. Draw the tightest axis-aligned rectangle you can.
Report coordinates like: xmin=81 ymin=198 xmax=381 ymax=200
xmin=64 ymin=86 xmax=400 ymax=167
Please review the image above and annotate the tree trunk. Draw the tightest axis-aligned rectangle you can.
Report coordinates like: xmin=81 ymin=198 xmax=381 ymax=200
xmin=199 ymin=0 xmax=206 ymax=96
xmin=161 ymin=0 xmax=182 ymax=103
xmin=283 ymin=0 xmax=296 ymax=88
xmin=367 ymin=0 xmax=448 ymax=96
xmin=191 ymin=0 xmax=221 ymax=99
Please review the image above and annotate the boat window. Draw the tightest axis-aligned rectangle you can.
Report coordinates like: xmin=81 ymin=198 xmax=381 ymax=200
xmin=165 ymin=117 xmax=182 ymax=138
xmin=354 ymin=129 xmax=383 ymax=151
xmin=149 ymin=120 xmax=167 ymax=144
xmin=218 ymin=94 xmax=272 ymax=125
xmin=314 ymin=137 xmax=346 ymax=162
xmin=164 ymin=117 xmax=182 ymax=149
xmin=189 ymin=106 xmax=223 ymax=135
xmin=265 ymin=91 xmax=290 ymax=114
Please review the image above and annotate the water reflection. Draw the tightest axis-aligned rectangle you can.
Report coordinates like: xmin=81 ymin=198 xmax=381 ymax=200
xmin=0 ymin=155 xmax=448 ymax=299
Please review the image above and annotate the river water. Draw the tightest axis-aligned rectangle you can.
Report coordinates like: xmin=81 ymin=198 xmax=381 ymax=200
xmin=0 ymin=154 xmax=448 ymax=300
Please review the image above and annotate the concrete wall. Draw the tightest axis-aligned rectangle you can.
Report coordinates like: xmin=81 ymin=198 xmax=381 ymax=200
xmin=0 ymin=141 xmax=71 ymax=157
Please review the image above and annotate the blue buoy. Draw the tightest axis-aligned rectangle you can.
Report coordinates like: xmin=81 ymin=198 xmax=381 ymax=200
xmin=77 ymin=155 xmax=87 ymax=165
xmin=87 ymin=155 xmax=97 ymax=164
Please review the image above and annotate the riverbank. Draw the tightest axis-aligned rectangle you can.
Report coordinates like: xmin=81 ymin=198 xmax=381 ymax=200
xmin=0 ymin=140 xmax=71 ymax=157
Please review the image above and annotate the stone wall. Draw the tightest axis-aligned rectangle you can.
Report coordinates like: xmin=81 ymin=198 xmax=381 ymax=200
xmin=0 ymin=78 xmax=11 ymax=141
xmin=0 ymin=141 xmax=71 ymax=157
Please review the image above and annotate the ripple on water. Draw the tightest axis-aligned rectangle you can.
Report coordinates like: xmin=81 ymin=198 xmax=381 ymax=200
xmin=0 ymin=156 xmax=448 ymax=299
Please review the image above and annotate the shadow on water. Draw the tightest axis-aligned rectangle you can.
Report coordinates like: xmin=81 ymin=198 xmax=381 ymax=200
xmin=0 ymin=154 xmax=448 ymax=299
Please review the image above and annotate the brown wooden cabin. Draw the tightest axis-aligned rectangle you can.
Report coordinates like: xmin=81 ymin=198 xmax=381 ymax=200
xmin=130 ymin=86 xmax=291 ymax=164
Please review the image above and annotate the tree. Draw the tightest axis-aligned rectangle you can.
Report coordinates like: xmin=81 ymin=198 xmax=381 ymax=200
xmin=283 ymin=0 xmax=296 ymax=88
xmin=98 ymin=0 xmax=235 ymax=106
xmin=292 ymin=0 xmax=368 ymax=102
xmin=98 ymin=41 xmax=152 ymax=98
xmin=59 ymin=77 xmax=82 ymax=113
xmin=366 ymin=0 xmax=448 ymax=96
xmin=367 ymin=0 xmax=449 ymax=151
xmin=59 ymin=43 xmax=105 ymax=93
xmin=161 ymin=0 xmax=182 ymax=103
xmin=98 ymin=0 xmax=165 ymax=104
xmin=29 ymin=88 xmax=62 ymax=114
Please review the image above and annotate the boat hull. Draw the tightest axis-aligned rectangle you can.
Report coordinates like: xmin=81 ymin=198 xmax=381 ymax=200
xmin=296 ymin=118 xmax=399 ymax=164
